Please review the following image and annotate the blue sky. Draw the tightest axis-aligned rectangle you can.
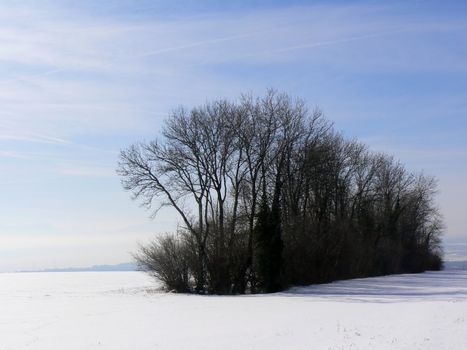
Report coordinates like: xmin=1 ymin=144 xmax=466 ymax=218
xmin=0 ymin=0 xmax=466 ymax=271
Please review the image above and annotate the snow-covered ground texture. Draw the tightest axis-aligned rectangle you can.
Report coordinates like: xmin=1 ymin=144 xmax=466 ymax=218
xmin=1 ymin=268 xmax=467 ymax=350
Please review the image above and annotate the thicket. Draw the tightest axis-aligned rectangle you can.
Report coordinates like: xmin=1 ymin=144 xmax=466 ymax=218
xmin=118 ymin=90 xmax=443 ymax=294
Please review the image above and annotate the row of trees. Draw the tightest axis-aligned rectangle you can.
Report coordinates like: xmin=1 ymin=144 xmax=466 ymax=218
xmin=118 ymin=90 xmax=443 ymax=294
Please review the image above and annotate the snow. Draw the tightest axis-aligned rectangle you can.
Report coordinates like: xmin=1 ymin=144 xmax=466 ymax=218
xmin=1 ymin=269 xmax=467 ymax=349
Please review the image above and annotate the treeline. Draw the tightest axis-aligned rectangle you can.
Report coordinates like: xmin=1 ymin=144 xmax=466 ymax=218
xmin=118 ymin=90 xmax=443 ymax=294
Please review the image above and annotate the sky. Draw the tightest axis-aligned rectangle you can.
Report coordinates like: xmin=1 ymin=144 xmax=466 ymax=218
xmin=0 ymin=0 xmax=466 ymax=272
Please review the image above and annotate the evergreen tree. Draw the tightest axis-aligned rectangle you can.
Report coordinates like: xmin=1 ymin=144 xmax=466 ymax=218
xmin=254 ymin=179 xmax=284 ymax=292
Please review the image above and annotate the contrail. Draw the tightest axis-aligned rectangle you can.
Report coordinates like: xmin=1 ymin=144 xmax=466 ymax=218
xmin=0 ymin=27 xmax=410 ymax=85
xmin=0 ymin=68 xmax=65 ymax=86
xmin=134 ymin=29 xmax=271 ymax=58
xmin=0 ymin=29 xmax=268 ymax=84
xmin=242 ymin=28 xmax=408 ymax=58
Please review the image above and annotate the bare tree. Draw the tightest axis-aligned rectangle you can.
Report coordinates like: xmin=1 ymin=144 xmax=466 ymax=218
xmin=118 ymin=90 xmax=444 ymax=294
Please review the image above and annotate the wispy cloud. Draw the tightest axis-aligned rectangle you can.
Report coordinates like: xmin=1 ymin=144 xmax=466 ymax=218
xmin=0 ymin=150 xmax=28 ymax=159
xmin=0 ymin=132 xmax=69 ymax=144
xmin=0 ymin=68 xmax=65 ymax=86
xmin=59 ymin=165 xmax=114 ymax=177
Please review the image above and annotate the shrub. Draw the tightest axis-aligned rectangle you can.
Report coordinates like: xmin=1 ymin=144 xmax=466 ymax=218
xmin=133 ymin=234 xmax=193 ymax=293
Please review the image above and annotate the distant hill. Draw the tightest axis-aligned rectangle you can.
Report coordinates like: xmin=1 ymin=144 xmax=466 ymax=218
xmin=18 ymin=262 xmax=137 ymax=273
xmin=444 ymin=260 xmax=467 ymax=270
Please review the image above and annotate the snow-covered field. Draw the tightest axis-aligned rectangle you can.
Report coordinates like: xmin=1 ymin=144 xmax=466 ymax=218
xmin=2 ymin=265 xmax=467 ymax=349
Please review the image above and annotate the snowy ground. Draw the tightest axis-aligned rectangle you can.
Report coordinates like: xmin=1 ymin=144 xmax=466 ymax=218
xmin=1 ymin=268 xmax=467 ymax=349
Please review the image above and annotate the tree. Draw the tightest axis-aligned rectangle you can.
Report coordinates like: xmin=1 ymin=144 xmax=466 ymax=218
xmin=118 ymin=90 xmax=443 ymax=294
xmin=254 ymin=178 xmax=284 ymax=292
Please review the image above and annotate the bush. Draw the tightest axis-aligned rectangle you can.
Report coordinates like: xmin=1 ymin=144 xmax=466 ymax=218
xmin=133 ymin=234 xmax=193 ymax=293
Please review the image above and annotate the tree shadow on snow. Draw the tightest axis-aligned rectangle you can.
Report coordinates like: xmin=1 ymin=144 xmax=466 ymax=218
xmin=280 ymin=268 xmax=467 ymax=303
